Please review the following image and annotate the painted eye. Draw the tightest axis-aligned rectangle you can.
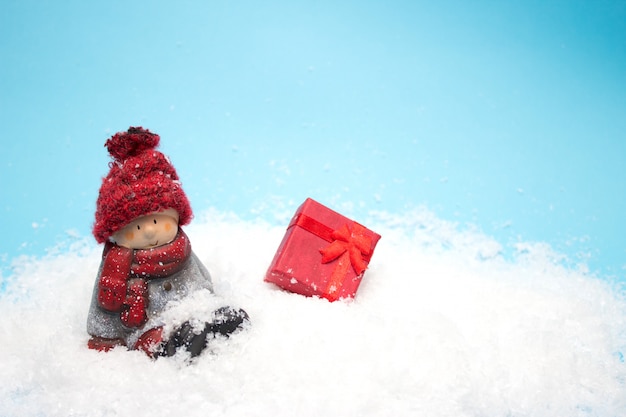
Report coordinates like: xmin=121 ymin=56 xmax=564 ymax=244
xmin=137 ymin=225 xmax=141 ymax=230
xmin=154 ymin=219 xmax=157 ymax=224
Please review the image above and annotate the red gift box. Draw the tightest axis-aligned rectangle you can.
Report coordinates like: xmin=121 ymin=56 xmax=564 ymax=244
xmin=264 ymin=198 xmax=381 ymax=301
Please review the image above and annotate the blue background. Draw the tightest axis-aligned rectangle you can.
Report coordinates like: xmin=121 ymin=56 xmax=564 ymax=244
xmin=1 ymin=0 xmax=625 ymax=279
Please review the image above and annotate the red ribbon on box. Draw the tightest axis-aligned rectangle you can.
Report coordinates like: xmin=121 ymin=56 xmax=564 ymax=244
xmin=291 ymin=213 xmax=374 ymax=300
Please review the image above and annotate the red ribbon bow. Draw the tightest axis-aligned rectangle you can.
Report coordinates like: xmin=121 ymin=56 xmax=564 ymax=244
xmin=319 ymin=223 xmax=373 ymax=275
xmin=289 ymin=212 xmax=375 ymax=301
xmin=317 ymin=223 xmax=373 ymax=300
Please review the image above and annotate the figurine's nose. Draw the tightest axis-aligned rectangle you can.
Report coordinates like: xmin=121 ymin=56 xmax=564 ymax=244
xmin=143 ymin=224 xmax=157 ymax=239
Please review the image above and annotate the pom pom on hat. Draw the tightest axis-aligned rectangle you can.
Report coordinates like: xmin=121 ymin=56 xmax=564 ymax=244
xmin=105 ymin=126 xmax=160 ymax=162
xmin=93 ymin=127 xmax=193 ymax=243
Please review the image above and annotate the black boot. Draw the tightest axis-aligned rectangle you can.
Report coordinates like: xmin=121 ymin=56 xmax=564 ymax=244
xmin=207 ymin=306 xmax=250 ymax=337
xmin=161 ymin=321 xmax=210 ymax=358
xmin=161 ymin=307 xmax=250 ymax=358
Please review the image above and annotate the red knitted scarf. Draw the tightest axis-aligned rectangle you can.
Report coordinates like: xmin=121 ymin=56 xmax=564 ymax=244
xmin=97 ymin=230 xmax=191 ymax=328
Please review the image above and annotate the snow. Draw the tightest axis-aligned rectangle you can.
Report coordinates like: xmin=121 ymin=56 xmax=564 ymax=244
xmin=0 ymin=206 xmax=625 ymax=417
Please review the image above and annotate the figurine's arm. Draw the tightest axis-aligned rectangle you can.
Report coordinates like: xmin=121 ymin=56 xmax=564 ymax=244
xmin=97 ymin=245 xmax=133 ymax=312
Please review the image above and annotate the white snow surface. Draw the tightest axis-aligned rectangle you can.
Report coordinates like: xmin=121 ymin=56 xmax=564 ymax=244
xmin=1 ymin=207 xmax=625 ymax=417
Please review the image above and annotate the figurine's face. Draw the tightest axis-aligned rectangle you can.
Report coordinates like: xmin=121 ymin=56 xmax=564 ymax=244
xmin=112 ymin=209 xmax=179 ymax=249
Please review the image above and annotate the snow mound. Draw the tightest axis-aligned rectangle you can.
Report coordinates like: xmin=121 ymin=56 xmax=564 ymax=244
xmin=0 ymin=207 xmax=624 ymax=417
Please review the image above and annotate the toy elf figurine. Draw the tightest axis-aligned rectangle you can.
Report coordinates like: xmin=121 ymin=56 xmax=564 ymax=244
xmin=87 ymin=127 xmax=248 ymax=358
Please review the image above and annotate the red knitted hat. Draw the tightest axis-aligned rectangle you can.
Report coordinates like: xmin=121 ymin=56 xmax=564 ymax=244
xmin=92 ymin=127 xmax=193 ymax=243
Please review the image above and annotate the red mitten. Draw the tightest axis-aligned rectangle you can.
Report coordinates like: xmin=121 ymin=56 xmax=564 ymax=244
xmin=120 ymin=279 xmax=149 ymax=328
xmin=134 ymin=327 xmax=165 ymax=358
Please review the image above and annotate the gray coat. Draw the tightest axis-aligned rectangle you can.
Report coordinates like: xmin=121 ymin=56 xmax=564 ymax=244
xmin=86 ymin=250 xmax=213 ymax=348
